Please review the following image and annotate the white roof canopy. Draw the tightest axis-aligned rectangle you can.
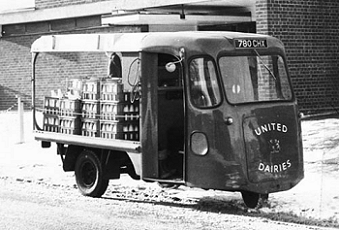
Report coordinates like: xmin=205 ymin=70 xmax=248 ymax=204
xmin=31 ymin=31 xmax=280 ymax=54
xmin=31 ymin=33 xmax=147 ymax=53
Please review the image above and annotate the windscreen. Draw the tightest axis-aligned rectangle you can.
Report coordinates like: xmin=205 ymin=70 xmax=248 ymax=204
xmin=219 ymin=55 xmax=292 ymax=104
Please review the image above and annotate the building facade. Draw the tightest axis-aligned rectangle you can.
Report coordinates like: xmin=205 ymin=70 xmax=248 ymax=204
xmin=0 ymin=0 xmax=338 ymax=115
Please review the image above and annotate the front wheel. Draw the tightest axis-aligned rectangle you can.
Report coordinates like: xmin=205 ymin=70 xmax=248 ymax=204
xmin=75 ymin=150 xmax=108 ymax=197
xmin=241 ymin=191 xmax=269 ymax=208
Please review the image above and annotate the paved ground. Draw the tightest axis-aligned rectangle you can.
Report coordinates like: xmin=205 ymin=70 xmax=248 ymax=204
xmin=0 ymin=111 xmax=338 ymax=228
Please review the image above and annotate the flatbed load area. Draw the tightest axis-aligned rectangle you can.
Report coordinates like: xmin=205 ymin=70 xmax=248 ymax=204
xmin=30 ymin=33 xmax=145 ymax=152
xmin=34 ymin=77 xmax=141 ymax=151
xmin=34 ymin=131 xmax=140 ymax=153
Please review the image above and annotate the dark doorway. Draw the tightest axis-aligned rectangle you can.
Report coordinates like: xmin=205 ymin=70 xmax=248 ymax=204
xmin=199 ymin=22 xmax=256 ymax=33
xmin=157 ymin=53 xmax=184 ymax=180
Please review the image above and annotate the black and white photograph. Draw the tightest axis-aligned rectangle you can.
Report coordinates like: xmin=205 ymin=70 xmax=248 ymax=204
xmin=0 ymin=0 xmax=338 ymax=229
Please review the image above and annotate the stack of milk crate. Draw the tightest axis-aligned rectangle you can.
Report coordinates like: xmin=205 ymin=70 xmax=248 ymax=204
xmin=99 ymin=78 xmax=140 ymax=141
xmin=81 ymin=78 xmax=101 ymax=137
xmin=99 ymin=78 xmax=123 ymax=139
xmin=43 ymin=97 xmax=60 ymax=132
xmin=43 ymin=79 xmax=82 ymax=135
xmin=59 ymin=98 xmax=81 ymax=135
xmin=119 ymin=92 xmax=140 ymax=141
xmin=42 ymin=77 xmax=140 ymax=141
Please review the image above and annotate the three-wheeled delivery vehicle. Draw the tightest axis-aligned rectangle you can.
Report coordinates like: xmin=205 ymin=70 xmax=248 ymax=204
xmin=31 ymin=31 xmax=303 ymax=208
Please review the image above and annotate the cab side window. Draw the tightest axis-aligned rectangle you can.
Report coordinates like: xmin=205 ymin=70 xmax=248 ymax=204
xmin=189 ymin=57 xmax=221 ymax=108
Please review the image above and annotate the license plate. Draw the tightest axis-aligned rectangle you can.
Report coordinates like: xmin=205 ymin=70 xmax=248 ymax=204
xmin=235 ymin=38 xmax=267 ymax=49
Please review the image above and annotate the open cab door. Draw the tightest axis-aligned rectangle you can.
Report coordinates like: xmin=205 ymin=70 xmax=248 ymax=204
xmin=140 ymin=52 xmax=185 ymax=186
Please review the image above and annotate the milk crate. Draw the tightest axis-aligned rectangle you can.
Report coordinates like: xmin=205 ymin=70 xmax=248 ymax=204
xmin=82 ymin=100 xmax=100 ymax=119
xmin=121 ymin=102 xmax=140 ymax=121
xmin=44 ymin=97 xmax=60 ymax=115
xmin=59 ymin=116 xmax=81 ymax=135
xmin=100 ymin=120 xmax=123 ymax=139
xmin=67 ymin=78 xmax=83 ymax=97
xmin=59 ymin=99 xmax=81 ymax=116
xmin=100 ymin=101 xmax=124 ymax=121
xmin=82 ymin=79 xmax=100 ymax=100
xmin=100 ymin=78 xmax=123 ymax=101
xmin=120 ymin=121 xmax=140 ymax=141
xmin=43 ymin=114 xmax=59 ymax=132
xmin=68 ymin=78 xmax=83 ymax=89
xmin=81 ymin=118 xmax=100 ymax=137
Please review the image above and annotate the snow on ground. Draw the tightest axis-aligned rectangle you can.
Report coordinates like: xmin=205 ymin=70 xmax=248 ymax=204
xmin=0 ymin=111 xmax=338 ymax=224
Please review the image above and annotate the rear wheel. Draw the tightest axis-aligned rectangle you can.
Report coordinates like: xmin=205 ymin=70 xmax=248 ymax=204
xmin=75 ymin=150 xmax=108 ymax=197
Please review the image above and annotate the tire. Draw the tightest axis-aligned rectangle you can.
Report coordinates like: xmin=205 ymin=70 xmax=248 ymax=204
xmin=260 ymin=193 xmax=269 ymax=201
xmin=241 ymin=191 xmax=260 ymax=209
xmin=158 ymin=182 xmax=180 ymax=189
xmin=75 ymin=150 xmax=109 ymax=197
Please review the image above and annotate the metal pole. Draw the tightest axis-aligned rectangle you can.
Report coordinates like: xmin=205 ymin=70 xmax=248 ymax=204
xmin=32 ymin=52 xmax=41 ymax=130
xmin=18 ymin=96 xmax=24 ymax=144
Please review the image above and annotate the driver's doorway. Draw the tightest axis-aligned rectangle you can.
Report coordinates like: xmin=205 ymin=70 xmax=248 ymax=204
xmin=157 ymin=53 xmax=184 ymax=181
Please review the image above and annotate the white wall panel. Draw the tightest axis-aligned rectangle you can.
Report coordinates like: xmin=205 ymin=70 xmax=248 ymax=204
xmin=0 ymin=0 xmax=35 ymax=13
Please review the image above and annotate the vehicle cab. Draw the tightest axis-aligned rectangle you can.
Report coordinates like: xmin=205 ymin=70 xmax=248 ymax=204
xmin=138 ymin=32 xmax=303 ymax=207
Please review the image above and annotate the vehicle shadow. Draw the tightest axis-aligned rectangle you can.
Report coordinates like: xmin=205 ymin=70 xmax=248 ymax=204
xmin=102 ymin=185 xmax=255 ymax=216
xmin=100 ymin=186 xmax=338 ymax=228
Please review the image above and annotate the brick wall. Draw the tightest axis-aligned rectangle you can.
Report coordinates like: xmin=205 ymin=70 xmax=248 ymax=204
xmin=0 ymin=23 xmax=147 ymax=110
xmin=0 ymin=35 xmax=33 ymax=110
xmin=256 ymin=0 xmax=339 ymax=115
xmin=1 ymin=0 xmax=339 ymax=114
